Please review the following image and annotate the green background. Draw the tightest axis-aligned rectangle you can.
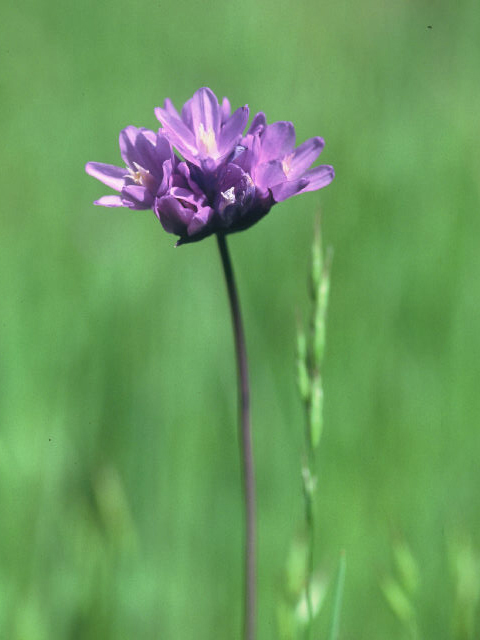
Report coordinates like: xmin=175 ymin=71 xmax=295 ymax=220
xmin=1 ymin=0 xmax=479 ymax=637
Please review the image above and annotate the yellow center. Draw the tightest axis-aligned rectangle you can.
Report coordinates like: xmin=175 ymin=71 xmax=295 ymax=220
xmin=282 ymin=153 xmax=295 ymax=177
xmin=197 ymin=123 xmax=218 ymax=156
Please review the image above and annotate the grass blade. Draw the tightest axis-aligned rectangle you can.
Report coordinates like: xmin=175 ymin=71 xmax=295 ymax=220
xmin=328 ymin=551 xmax=347 ymax=640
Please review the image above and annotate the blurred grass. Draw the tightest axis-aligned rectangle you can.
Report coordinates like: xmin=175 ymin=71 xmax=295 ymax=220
xmin=1 ymin=0 xmax=480 ymax=637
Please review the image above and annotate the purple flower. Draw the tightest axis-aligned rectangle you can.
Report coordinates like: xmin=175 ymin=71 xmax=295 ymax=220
xmin=154 ymin=87 xmax=249 ymax=172
xmin=86 ymin=88 xmax=334 ymax=245
xmin=85 ymin=126 xmax=174 ymax=209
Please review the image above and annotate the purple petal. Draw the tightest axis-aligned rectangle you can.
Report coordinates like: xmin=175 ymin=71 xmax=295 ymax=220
xmin=221 ymin=97 xmax=231 ymax=124
xmin=157 ymin=158 xmax=173 ymax=196
xmin=94 ymin=195 xmax=124 ymax=207
xmin=155 ymin=106 xmax=198 ymax=160
xmin=155 ymin=133 xmax=173 ymax=164
xmin=270 ymin=178 xmax=309 ymax=202
xmin=191 ymin=87 xmax=221 ymax=139
xmin=218 ymin=106 xmax=249 ymax=155
xmin=181 ymin=98 xmax=193 ymax=129
xmin=149 ymin=134 xmax=174 ymax=191
xmin=155 ymin=195 xmax=193 ymax=235
xmin=299 ymin=165 xmax=335 ymax=192
xmin=122 ymin=130 xmax=172 ymax=187
xmin=214 ymin=163 xmax=256 ymax=215
xmin=119 ymin=126 xmax=141 ymax=168
xmin=286 ymin=137 xmax=325 ymax=179
xmin=201 ymin=157 xmax=219 ymax=173
xmin=187 ymin=206 xmax=214 ymax=236
xmin=254 ymin=160 xmax=286 ymax=190
xmin=85 ymin=162 xmax=126 ymax=191
xmin=121 ymin=184 xmax=153 ymax=209
xmin=218 ymin=163 xmax=245 ymax=189
xmin=232 ymin=132 xmax=262 ymax=174
xmin=169 ymin=186 xmax=195 ymax=200
xmin=141 ymin=129 xmax=157 ymax=145
xmin=118 ymin=126 xmax=158 ymax=169
xmin=164 ymin=97 xmax=180 ymax=118
xmin=229 ymin=145 xmax=249 ymax=171
xmin=176 ymin=162 xmax=204 ymax=195
xmin=133 ymin=131 xmax=164 ymax=181
xmin=246 ymin=112 xmax=266 ymax=136
xmin=260 ymin=122 xmax=296 ymax=163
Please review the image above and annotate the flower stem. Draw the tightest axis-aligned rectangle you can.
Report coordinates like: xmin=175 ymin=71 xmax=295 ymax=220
xmin=216 ymin=234 xmax=256 ymax=640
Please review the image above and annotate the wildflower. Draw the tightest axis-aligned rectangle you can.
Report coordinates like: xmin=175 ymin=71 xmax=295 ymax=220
xmin=86 ymin=88 xmax=334 ymax=245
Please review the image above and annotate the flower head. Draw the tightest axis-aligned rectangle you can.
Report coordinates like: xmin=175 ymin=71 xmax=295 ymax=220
xmin=86 ymin=88 xmax=334 ymax=245
xmin=85 ymin=126 xmax=174 ymax=209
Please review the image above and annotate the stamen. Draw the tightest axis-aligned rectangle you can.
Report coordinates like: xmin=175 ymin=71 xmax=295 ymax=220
xmin=127 ymin=163 xmax=151 ymax=186
xmin=218 ymin=186 xmax=236 ymax=213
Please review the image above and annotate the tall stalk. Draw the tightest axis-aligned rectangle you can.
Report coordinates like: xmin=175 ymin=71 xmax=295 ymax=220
xmin=217 ymin=233 xmax=256 ymax=640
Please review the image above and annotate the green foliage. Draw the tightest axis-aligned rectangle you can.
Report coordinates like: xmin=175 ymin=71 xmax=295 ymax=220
xmin=449 ymin=534 xmax=480 ymax=640
xmin=393 ymin=541 xmax=420 ymax=599
xmin=381 ymin=577 xmax=417 ymax=629
xmin=277 ymin=534 xmax=328 ymax=640
xmin=295 ymin=573 xmax=328 ymax=627
xmin=381 ymin=540 xmax=420 ymax=638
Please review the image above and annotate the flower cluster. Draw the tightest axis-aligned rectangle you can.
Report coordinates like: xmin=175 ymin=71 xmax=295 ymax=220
xmin=86 ymin=88 xmax=334 ymax=245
